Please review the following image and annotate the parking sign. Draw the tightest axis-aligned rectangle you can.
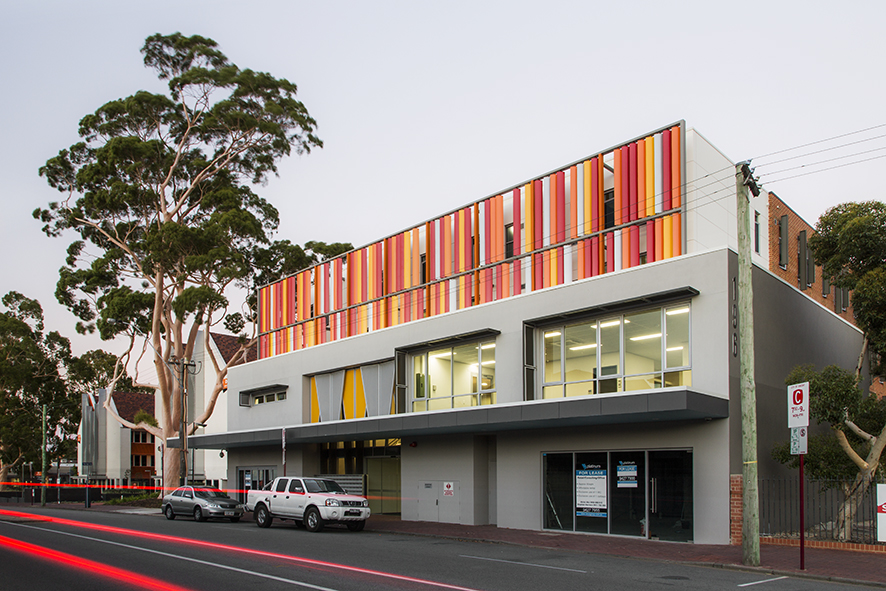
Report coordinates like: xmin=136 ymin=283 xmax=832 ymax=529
xmin=788 ymin=382 xmax=809 ymax=428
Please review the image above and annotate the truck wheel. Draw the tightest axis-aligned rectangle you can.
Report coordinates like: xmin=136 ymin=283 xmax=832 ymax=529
xmin=255 ymin=505 xmax=272 ymax=528
xmin=347 ymin=520 xmax=365 ymax=532
xmin=304 ymin=507 xmax=324 ymax=532
xmin=164 ymin=505 xmax=175 ymax=520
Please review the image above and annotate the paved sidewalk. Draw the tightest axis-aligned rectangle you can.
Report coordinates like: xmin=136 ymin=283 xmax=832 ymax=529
xmin=364 ymin=515 xmax=886 ymax=588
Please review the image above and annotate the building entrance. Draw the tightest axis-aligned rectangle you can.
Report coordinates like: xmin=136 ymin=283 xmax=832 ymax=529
xmin=543 ymin=449 xmax=692 ymax=541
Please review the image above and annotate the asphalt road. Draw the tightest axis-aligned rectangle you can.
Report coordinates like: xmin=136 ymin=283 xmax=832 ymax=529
xmin=0 ymin=507 xmax=877 ymax=590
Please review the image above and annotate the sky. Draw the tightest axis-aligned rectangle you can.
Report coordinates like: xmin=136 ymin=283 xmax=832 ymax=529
xmin=2 ymin=0 xmax=885 ymax=360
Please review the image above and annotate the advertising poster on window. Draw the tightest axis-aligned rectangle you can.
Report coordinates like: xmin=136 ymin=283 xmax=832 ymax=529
xmin=575 ymin=465 xmax=607 ymax=517
xmin=616 ymin=461 xmax=638 ymax=488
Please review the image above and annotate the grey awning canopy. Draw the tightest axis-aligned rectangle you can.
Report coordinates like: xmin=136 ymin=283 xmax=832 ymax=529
xmin=172 ymin=389 xmax=727 ymax=450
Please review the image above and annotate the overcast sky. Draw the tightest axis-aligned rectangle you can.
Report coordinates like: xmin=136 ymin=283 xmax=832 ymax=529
xmin=2 ymin=0 xmax=885 ymax=359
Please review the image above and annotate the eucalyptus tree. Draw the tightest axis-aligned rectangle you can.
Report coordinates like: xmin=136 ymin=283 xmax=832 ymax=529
xmin=0 ymin=293 xmax=72 ymax=490
xmin=772 ymin=201 xmax=886 ymax=540
xmin=36 ymin=33 xmax=323 ymax=490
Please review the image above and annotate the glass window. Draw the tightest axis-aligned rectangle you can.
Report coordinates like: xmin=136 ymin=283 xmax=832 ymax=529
xmin=544 ymin=330 xmax=562 ymax=383
xmin=539 ymin=303 xmax=690 ymax=398
xmin=452 ymin=342 xmax=478 ymax=396
xmin=665 ymin=305 xmax=690 ymax=369
xmin=411 ymin=340 xmax=496 ymax=412
xmin=598 ymin=318 xmax=621 ymax=377
xmin=624 ymin=309 xmax=662 ymax=377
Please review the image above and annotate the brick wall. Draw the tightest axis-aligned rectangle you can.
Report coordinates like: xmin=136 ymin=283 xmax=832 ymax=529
xmin=730 ymin=474 xmax=742 ymax=545
xmin=767 ymin=193 xmax=854 ymax=321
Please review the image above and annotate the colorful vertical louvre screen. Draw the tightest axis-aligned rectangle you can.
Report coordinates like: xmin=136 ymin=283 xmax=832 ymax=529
xmin=258 ymin=124 xmax=684 ymax=359
xmin=310 ymin=361 xmax=395 ymax=423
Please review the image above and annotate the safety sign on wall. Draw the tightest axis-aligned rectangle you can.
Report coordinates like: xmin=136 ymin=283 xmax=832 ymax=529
xmin=443 ymin=482 xmax=454 ymax=496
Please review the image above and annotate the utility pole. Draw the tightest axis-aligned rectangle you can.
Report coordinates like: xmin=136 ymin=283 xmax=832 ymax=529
xmin=178 ymin=357 xmax=197 ymax=486
xmin=737 ymin=162 xmax=761 ymax=566
xmin=41 ymin=404 xmax=47 ymax=507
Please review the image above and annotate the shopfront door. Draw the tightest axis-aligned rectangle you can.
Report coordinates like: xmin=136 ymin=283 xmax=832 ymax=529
xmin=542 ymin=449 xmax=692 ymax=541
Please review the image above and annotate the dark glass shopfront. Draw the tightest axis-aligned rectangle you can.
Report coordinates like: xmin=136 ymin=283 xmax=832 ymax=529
xmin=543 ymin=449 xmax=692 ymax=542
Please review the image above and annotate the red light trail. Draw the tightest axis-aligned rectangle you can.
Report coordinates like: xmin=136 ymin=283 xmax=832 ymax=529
xmin=0 ymin=509 xmax=481 ymax=591
xmin=0 ymin=532 xmax=195 ymax=591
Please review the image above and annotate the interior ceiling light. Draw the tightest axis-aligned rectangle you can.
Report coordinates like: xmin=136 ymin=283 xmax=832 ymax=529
xmin=544 ymin=331 xmax=561 ymax=338
xmin=630 ymin=332 xmax=662 ymax=341
xmin=599 ymin=320 xmax=629 ymax=328
xmin=666 ymin=307 xmax=690 ymax=315
xmin=569 ymin=344 xmax=598 ymax=351
xmin=431 ymin=352 xmax=453 ymax=358
xmin=666 ymin=346 xmax=684 ymax=352
xmin=480 ymin=343 xmax=496 ymax=349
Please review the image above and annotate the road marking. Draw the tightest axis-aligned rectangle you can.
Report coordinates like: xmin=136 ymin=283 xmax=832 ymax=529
xmin=4 ymin=522 xmax=338 ymax=591
xmin=2 ymin=519 xmax=483 ymax=591
xmin=460 ymin=555 xmax=587 ymax=573
xmin=738 ymin=576 xmax=789 ymax=587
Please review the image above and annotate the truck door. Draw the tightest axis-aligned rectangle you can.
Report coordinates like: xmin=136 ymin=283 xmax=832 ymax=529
xmin=270 ymin=478 xmax=292 ymax=516
xmin=287 ymin=478 xmax=306 ymax=519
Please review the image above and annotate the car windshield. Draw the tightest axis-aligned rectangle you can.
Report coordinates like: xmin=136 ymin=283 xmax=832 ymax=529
xmin=194 ymin=489 xmax=228 ymax=499
xmin=303 ymin=479 xmax=345 ymax=494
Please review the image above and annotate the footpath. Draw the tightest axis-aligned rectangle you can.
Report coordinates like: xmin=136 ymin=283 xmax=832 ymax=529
xmin=13 ymin=502 xmax=886 ymax=588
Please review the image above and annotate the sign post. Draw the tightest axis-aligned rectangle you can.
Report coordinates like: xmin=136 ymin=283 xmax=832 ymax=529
xmin=788 ymin=382 xmax=809 ymax=570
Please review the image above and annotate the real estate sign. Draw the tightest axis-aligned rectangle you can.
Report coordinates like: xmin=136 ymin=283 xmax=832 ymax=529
xmin=576 ymin=466 xmax=607 ymax=517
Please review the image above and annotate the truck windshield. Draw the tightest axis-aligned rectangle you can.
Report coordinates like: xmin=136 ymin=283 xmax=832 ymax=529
xmin=304 ymin=479 xmax=345 ymax=494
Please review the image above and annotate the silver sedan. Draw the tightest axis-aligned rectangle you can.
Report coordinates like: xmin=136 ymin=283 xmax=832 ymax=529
xmin=162 ymin=487 xmax=244 ymax=522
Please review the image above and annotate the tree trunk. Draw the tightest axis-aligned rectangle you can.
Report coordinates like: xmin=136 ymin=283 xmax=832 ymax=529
xmin=163 ymin=445 xmax=181 ymax=493
xmin=833 ymin=470 xmax=874 ymax=541
xmin=0 ymin=463 xmax=9 ymax=492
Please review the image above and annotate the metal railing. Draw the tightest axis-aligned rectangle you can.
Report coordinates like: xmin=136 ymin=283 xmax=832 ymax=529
xmin=760 ymin=478 xmax=884 ymax=545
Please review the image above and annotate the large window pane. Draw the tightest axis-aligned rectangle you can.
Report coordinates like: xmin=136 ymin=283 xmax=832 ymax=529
xmin=565 ymin=381 xmax=595 ymax=397
xmin=413 ymin=355 xmax=427 ymax=399
xmin=599 ymin=318 xmax=621 ymax=377
xmin=428 ymin=348 xmax=452 ymax=398
xmin=451 ymin=342 xmax=478 ymax=396
xmin=575 ymin=452 xmax=608 ymax=534
xmin=665 ymin=305 xmax=690 ymax=369
xmin=624 ymin=309 xmax=661 ymax=376
xmin=544 ymin=330 xmax=562 ymax=383
xmin=625 ymin=374 xmax=661 ymax=391
xmin=564 ymin=322 xmax=597 ymax=384
xmin=478 ymin=342 xmax=495 ymax=392
xmin=543 ymin=453 xmax=574 ymax=531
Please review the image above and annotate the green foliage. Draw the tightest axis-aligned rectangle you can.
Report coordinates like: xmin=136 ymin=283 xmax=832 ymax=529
xmin=133 ymin=409 xmax=159 ymax=428
xmin=785 ymin=365 xmax=862 ymax=427
xmin=772 ymin=433 xmax=868 ymax=482
xmin=0 ymin=293 xmax=76 ymax=470
xmin=809 ymin=201 xmax=886 ymax=375
xmin=775 ymin=364 xmax=886 ymax=480
xmin=35 ymin=32 xmax=324 ymax=343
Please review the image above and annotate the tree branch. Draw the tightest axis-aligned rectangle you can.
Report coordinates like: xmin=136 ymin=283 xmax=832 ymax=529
xmin=835 ymin=428 xmax=870 ymax=470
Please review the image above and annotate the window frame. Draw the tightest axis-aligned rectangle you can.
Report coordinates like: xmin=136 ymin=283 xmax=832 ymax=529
xmin=539 ymin=303 xmax=691 ymax=398
xmin=410 ymin=338 xmax=497 ymax=412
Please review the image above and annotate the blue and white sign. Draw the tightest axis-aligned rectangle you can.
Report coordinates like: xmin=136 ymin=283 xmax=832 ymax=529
xmin=576 ymin=467 xmax=607 ymax=514
xmin=617 ymin=461 xmax=638 ymax=488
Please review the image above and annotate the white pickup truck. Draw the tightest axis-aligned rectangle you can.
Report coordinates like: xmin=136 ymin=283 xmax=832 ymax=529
xmin=245 ymin=476 xmax=370 ymax=532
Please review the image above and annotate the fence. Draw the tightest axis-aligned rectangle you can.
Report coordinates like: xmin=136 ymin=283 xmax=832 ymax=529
xmin=760 ymin=478 xmax=884 ymax=545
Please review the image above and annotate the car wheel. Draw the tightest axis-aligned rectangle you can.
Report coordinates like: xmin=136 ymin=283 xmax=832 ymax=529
xmin=304 ymin=507 xmax=324 ymax=532
xmin=255 ymin=505 xmax=272 ymax=528
xmin=194 ymin=506 xmax=206 ymax=522
xmin=229 ymin=516 xmax=241 ymax=523
xmin=164 ymin=505 xmax=175 ymax=520
xmin=346 ymin=520 xmax=365 ymax=532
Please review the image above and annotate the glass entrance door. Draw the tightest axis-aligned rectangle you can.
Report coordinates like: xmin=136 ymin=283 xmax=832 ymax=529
xmin=647 ymin=450 xmax=693 ymax=542
xmin=609 ymin=451 xmax=646 ymax=536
